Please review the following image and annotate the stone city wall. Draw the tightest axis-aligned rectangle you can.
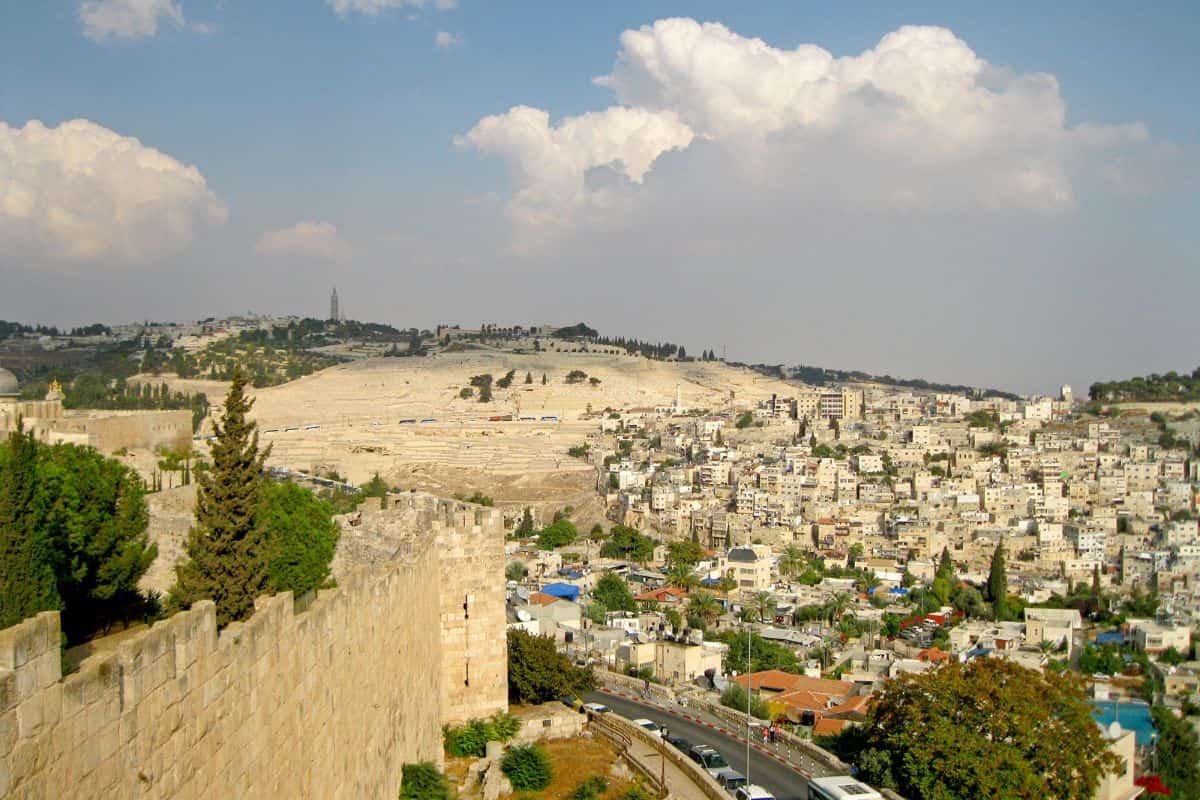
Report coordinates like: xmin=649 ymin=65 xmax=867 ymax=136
xmin=351 ymin=492 xmax=509 ymax=726
xmin=35 ymin=410 xmax=193 ymax=453
xmin=1 ymin=541 xmax=444 ymax=800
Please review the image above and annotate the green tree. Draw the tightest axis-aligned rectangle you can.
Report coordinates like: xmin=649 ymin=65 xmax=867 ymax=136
xmin=34 ymin=441 xmax=157 ymax=640
xmin=515 ymin=507 xmax=535 ymax=537
xmin=258 ymin=481 xmax=338 ymax=598
xmin=593 ymin=572 xmax=636 ymax=612
xmin=666 ymin=538 xmax=705 ymax=567
xmin=1152 ymin=705 xmax=1200 ymax=799
xmin=721 ymin=629 xmax=799 ymax=674
xmin=507 ymin=629 xmax=595 ymax=703
xmin=735 ymin=411 xmax=754 ymax=429
xmin=599 ymin=524 xmax=654 ymax=563
xmin=778 ymin=546 xmax=807 ymax=582
xmin=0 ymin=424 xmax=59 ymax=628
xmin=666 ymin=561 xmax=697 ymax=589
xmin=361 ymin=472 xmax=389 ymax=500
xmin=687 ymin=590 xmax=722 ymax=628
xmin=838 ymin=658 xmax=1120 ymax=800
xmin=988 ymin=540 xmax=1009 ymax=620
xmin=400 ymin=763 xmax=454 ymax=800
xmin=171 ymin=367 xmax=272 ymax=627
xmin=751 ymin=590 xmax=774 ymax=622
xmin=506 ymin=560 xmax=528 ymax=582
xmin=720 ymin=683 xmax=771 ymax=720
xmin=537 ymin=519 xmax=578 ymax=550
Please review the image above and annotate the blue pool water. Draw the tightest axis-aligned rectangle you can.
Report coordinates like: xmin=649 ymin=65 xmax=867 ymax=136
xmin=1091 ymin=700 xmax=1157 ymax=746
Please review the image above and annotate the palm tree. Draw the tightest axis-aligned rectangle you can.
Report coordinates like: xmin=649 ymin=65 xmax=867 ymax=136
xmin=719 ymin=569 xmax=738 ymax=594
xmin=778 ymin=546 xmax=806 ymax=582
xmin=824 ymin=591 xmax=853 ymax=625
xmin=854 ymin=570 xmax=882 ymax=595
xmin=688 ymin=590 xmax=722 ymax=629
xmin=667 ymin=562 xmax=697 ymax=590
xmin=752 ymin=591 xmax=774 ymax=623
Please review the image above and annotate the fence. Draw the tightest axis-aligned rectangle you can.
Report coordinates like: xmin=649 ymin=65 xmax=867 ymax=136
xmin=589 ymin=714 xmax=667 ymax=798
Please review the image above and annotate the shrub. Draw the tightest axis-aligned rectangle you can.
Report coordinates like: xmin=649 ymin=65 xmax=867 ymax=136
xmin=400 ymin=762 xmax=453 ymax=800
xmin=501 ymin=744 xmax=553 ymax=791
xmin=443 ymin=713 xmax=521 ymax=757
xmin=720 ymin=684 xmax=772 ymax=720
xmin=570 ymin=775 xmax=609 ymax=800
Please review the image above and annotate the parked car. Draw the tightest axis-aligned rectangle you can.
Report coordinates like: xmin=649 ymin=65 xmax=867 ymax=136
xmin=734 ymin=785 xmax=776 ymax=800
xmin=688 ymin=745 xmax=730 ymax=777
xmin=665 ymin=734 xmax=692 ymax=753
xmin=560 ymin=695 xmax=584 ymax=712
xmin=631 ymin=718 xmax=662 ymax=738
xmin=583 ymin=702 xmax=610 ymax=715
xmin=715 ymin=768 xmax=746 ymax=794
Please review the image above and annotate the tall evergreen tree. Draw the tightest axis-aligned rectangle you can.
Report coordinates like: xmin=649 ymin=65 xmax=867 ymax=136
xmin=937 ymin=546 xmax=955 ymax=582
xmin=988 ymin=541 xmax=1009 ymax=620
xmin=171 ymin=368 xmax=272 ymax=627
xmin=0 ymin=423 xmax=59 ymax=628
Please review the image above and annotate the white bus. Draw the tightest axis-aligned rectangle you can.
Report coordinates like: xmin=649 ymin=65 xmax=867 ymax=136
xmin=807 ymin=776 xmax=883 ymax=800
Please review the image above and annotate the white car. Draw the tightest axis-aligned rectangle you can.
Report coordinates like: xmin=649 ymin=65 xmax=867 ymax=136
xmin=583 ymin=702 xmax=610 ymax=714
xmin=734 ymin=785 xmax=776 ymax=800
xmin=631 ymin=718 xmax=662 ymax=737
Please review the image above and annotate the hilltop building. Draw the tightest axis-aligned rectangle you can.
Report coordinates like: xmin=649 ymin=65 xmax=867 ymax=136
xmin=0 ymin=367 xmax=190 ymax=452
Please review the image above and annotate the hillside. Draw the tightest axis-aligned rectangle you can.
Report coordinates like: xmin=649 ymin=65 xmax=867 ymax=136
xmin=1090 ymin=368 xmax=1200 ymax=403
xmin=244 ymin=350 xmax=793 ymax=515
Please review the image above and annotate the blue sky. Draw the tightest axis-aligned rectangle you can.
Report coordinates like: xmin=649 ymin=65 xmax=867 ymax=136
xmin=1 ymin=1 xmax=1198 ymax=393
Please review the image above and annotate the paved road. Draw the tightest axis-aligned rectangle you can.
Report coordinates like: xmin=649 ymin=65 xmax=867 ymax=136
xmin=585 ymin=690 xmax=811 ymax=800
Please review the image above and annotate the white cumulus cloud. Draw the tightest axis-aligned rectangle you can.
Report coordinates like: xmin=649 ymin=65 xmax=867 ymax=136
xmin=456 ymin=106 xmax=694 ymax=236
xmin=80 ymin=0 xmax=184 ymax=41
xmin=435 ymin=30 xmax=463 ymax=49
xmin=255 ymin=221 xmax=352 ymax=264
xmin=0 ymin=118 xmax=227 ymax=265
xmin=327 ymin=0 xmax=456 ymax=17
xmin=461 ymin=18 xmax=1152 ymax=241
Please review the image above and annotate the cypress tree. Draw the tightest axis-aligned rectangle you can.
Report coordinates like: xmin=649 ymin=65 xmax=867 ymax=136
xmin=989 ymin=541 xmax=1008 ymax=620
xmin=171 ymin=367 xmax=272 ymax=627
xmin=0 ymin=423 xmax=60 ymax=627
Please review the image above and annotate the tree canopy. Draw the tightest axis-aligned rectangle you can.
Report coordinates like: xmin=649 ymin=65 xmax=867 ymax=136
xmin=1 ymin=428 xmax=157 ymax=640
xmin=827 ymin=659 xmax=1121 ymax=800
xmin=507 ymin=629 xmax=595 ymax=703
xmin=592 ymin=572 xmax=636 ymax=612
xmin=171 ymin=367 xmax=272 ymax=627
xmin=536 ymin=519 xmax=577 ymax=550
xmin=259 ymin=480 xmax=339 ymax=598
xmin=719 ymin=629 xmax=799 ymax=675
xmin=1151 ymin=705 xmax=1200 ymax=799
xmin=599 ymin=524 xmax=655 ymax=562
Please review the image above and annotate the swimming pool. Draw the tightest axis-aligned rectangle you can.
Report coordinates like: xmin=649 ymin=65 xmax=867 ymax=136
xmin=1091 ymin=700 xmax=1157 ymax=746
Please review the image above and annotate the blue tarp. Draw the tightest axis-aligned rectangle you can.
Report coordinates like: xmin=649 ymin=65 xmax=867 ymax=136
xmin=540 ymin=582 xmax=581 ymax=602
xmin=700 ymin=578 xmax=722 ymax=588
xmin=888 ymin=587 xmax=909 ymax=595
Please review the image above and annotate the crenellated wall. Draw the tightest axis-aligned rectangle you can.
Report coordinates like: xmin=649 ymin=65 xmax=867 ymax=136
xmin=0 ymin=487 xmax=514 ymax=800
xmin=0 ymin=491 xmax=508 ymax=799
xmin=349 ymin=492 xmax=509 ymax=726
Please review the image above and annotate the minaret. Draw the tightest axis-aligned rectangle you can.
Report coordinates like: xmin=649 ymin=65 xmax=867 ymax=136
xmin=674 ymin=382 xmax=681 ymax=412
xmin=330 ymin=287 xmax=339 ymax=322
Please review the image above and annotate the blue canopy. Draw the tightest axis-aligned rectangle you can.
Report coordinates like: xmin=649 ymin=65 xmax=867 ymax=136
xmin=540 ymin=582 xmax=581 ymax=602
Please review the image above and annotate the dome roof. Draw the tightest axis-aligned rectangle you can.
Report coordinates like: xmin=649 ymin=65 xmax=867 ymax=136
xmin=0 ymin=367 xmax=18 ymax=397
xmin=728 ymin=547 xmax=758 ymax=563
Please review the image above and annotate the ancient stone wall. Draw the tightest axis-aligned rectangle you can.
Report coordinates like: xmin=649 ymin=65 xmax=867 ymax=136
xmin=1 ymin=541 xmax=444 ymax=800
xmin=33 ymin=410 xmax=192 ymax=453
xmin=347 ymin=493 xmax=509 ymax=726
